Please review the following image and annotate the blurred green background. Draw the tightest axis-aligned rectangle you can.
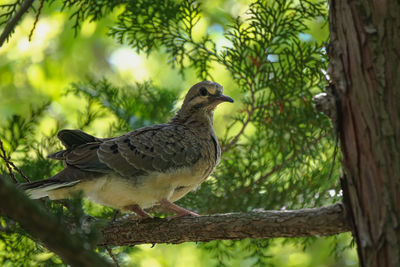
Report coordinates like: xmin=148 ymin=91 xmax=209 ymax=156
xmin=0 ymin=0 xmax=357 ymax=266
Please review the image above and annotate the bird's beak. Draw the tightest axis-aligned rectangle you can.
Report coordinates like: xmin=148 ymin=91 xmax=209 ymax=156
xmin=215 ymin=94 xmax=234 ymax=103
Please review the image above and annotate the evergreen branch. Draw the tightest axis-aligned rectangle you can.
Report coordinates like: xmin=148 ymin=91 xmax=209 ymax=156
xmin=240 ymin=132 xmax=329 ymax=193
xmin=222 ymin=67 xmax=258 ymax=153
xmin=46 ymin=0 xmax=126 ymax=35
xmin=0 ymin=139 xmax=17 ymax=183
xmin=222 ymin=101 xmax=254 ymax=153
xmin=0 ymin=175 xmax=113 ymax=267
xmin=0 ymin=139 xmax=30 ymax=183
xmin=0 ymin=0 xmax=34 ymax=47
xmin=100 ymin=203 xmax=350 ymax=246
xmin=0 ymin=0 xmax=23 ymax=26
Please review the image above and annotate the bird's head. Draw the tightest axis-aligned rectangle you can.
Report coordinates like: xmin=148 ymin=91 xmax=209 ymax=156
xmin=173 ymin=81 xmax=234 ymax=125
xmin=181 ymin=81 xmax=234 ymax=112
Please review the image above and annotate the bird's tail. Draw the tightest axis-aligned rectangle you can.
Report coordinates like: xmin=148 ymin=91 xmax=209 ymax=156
xmin=19 ymin=179 xmax=80 ymax=199
xmin=18 ymin=167 xmax=87 ymax=199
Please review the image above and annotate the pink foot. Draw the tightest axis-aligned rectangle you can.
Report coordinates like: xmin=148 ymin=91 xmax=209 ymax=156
xmin=159 ymin=199 xmax=199 ymax=219
xmin=124 ymin=204 xmax=152 ymax=219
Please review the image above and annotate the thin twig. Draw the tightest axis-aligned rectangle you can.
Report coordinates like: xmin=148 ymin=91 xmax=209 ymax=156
xmin=240 ymin=133 xmax=328 ymax=193
xmin=222 ymin=96 xmax=287 ymax=153
xmin=222 ymin=106 xmax=254 ymax=153
xmin=0 ymin=139 xmax=30 ymax=183
xmin=222 ymin=73 xmax=256 ymax=153
xmin=9 ymin=158 xmax=30 ymax=182
xmin=239 ymin=154 xmax=294 ymax=194
xmin=0 ymin=0 xmax=35 ymax=47
xmin=221 ymin=45 xmax=270 ymax=153
xmin=0 ymin=139 xmax=18 ymax=183
xmin=105 ymin=246 xmax=120 ymax=267
xmin=28 ymin=0 xmax=44 ymax=41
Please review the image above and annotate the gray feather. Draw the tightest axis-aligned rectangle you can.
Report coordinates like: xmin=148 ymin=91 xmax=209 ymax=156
xmin=97 ymin=124 xmax=201 ymax=174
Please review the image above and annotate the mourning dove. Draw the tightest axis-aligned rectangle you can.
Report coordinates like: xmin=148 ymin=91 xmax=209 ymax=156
xmin=20 ymin=81 xmax=233 ymax=218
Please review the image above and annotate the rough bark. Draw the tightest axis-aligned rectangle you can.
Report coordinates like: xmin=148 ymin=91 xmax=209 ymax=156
xmin=328 ymin=0 xmax=400 ymax=266
xmin=101 ymin=203 xmax=350 ymax=246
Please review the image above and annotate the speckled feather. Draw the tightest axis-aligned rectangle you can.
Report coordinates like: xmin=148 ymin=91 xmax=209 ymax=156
xmin=97 ymin=124 xmax=203 ymax=176
xmin=20 ymin=81 xmax=232 ymax=211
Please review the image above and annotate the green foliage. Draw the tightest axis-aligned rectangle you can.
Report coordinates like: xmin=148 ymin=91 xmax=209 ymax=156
xmin=69 ymin=78 xmax=178 ymax=132
xmin=0 ymin=0 xmax=356 ymax=266
xmin=0 ymin=109 xmax=105 ymax=265
xmin=0 ymin=103 xmax=49 ymax=155
xmin=111 ymin=0 xmax=212 ymax=77
xmin=49 ymin=0 xmax=125 ymax=34
xmin=0 ymin=1 xmax=24 ymax=27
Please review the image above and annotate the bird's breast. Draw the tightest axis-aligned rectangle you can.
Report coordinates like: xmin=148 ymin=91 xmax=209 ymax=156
xmin=80 ymin=161 xmax=212 ymax=210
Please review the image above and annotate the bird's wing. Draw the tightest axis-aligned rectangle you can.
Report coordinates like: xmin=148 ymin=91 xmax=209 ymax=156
xmin=63 ymin=142 xmax=112 ymax=173
xmin=57 ymin=129 xmax=100 ymax=148
xmin=47 ymin=129 xmax=112 ymax=173
xmin=97 ymin=124 xmax=202 ymax=177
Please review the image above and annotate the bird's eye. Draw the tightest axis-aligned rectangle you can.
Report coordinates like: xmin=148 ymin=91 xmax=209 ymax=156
xmin=199 ymin=87 xmax=208 ymax=96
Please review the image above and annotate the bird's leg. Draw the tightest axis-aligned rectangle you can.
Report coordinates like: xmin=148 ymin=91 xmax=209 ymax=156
xmin=124 ymin=204 xmax=152 ymax=219
xmin=159 ymin=199 xmax=199 ymax=218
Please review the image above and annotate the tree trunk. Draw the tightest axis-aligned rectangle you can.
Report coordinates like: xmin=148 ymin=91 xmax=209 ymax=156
xmin=328 ymin=0 xmax=400 ymax=266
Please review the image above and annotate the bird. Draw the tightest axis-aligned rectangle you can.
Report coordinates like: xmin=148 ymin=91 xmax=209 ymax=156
xmin=20 ymin=81 xmax=233 ymax=218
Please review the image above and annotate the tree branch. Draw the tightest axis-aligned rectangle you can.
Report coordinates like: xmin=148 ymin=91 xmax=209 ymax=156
xmin=1 ymin=170 xmax=350 ymax=259
xmin=0 ymin=0 xmax=35 ymax=48
xmin=100 ymin=203 xmax=350 ymax=246
xmin=0 ymin=175 xmax=113 ymax=267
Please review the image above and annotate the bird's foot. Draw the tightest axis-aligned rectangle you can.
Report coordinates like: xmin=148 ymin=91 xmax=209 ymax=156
xmin=124 ymin=204 xmax=153 ymax=219
xmin=159 ymin=199 xmax=199 ymax=220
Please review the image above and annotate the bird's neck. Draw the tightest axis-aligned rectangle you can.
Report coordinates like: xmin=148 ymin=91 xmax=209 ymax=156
xmin=170 ymin=108 xmax=214 ymax=130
